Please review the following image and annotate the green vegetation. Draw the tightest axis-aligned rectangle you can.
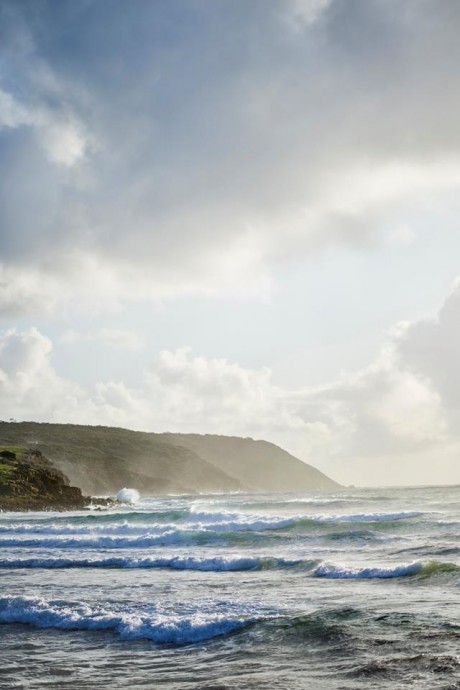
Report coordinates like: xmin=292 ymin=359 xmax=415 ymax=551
xmin=0 ymin=421 xmax=340 ymax=496
xmin=0 ymin=445 xmax=26 ymax=461
xmin=0 ymin=445 xmax=89 ymax=511
xmin=0 ymin=447 xmax=22 ymax=485
xmin=0 ymin=461 xmax=16 ymax=479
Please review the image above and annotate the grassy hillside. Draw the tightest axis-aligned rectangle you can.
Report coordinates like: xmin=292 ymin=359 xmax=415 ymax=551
xmin=0 ymin=446 xmax=88 ymax=510
xmin=0 ymin=422 xmax=340 ymax=495
xmin=0 ymin=422 xmax=240 ymax=495
xmin=159 ymin=433 xmax=340 ymax=491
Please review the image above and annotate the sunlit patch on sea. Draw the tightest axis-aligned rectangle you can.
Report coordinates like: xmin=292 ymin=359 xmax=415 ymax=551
xmin=0 ymin=485 xmax=459 ymax=689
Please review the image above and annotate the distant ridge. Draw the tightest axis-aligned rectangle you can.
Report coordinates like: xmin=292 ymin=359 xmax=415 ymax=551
xmin=158 ymin=433 xmax=339 ymax=492
xmin=0 ymin=422 xmax=340 ymax=495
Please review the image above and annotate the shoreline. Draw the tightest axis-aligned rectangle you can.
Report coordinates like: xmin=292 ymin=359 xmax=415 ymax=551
xmin=0 ymin=496 xmax=116 ymax=512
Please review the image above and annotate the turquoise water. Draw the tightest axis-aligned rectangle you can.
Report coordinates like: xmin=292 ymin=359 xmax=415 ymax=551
xmin=0 ymin=485 xmax=459 ymax=689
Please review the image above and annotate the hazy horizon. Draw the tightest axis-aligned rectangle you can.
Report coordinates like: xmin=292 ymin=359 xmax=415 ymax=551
xmin=1 ymin=0 xmax=460 ymax=487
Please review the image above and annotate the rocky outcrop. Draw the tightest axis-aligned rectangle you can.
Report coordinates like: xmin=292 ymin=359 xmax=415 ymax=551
xmin=0 ymin=448 xmax=90 ymax=511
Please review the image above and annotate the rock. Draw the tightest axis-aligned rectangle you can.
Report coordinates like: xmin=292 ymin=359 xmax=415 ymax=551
xmin=0 ymin=447 xmax=92 ymax=511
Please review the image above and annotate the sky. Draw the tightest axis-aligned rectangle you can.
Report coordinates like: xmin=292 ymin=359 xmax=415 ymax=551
xmin=1 ymin=0 xmax=460 ymax=486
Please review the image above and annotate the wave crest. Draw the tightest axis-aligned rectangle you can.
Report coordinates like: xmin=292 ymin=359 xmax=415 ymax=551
xmin=0 ymin=554 xmax=312 ymax=572
xmin=0 ymin=596 xmax=257 ymax=645
xmin=314 ymin=559 xmax=459 ymax=579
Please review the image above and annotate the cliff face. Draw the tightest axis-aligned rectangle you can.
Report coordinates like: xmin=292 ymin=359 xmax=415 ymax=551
xmin=0 ymin=447 xmax=88 ymax=511
xmin=0 ymin=421 xmax=341 ymax=496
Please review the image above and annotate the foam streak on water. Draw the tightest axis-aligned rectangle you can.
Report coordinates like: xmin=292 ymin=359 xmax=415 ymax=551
xmin=0 ymin=485 xmax=459 ymax=689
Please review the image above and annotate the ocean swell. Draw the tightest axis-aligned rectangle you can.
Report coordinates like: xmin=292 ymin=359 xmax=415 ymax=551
xmin=0 ymin=554 xmax=310 ymax=572
xmin=314 ymin=559 xmax=459 ymax=579
xmin=0 ymin=596 xmax=258 ymax=645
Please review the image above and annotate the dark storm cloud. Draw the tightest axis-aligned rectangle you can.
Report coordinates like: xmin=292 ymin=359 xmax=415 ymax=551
xmin=1 ymin=0 xmax=460 ymax=312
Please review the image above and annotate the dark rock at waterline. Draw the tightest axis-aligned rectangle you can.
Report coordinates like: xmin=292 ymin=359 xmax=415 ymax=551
xmin=0 ymin=447 xmax=106 ymax=511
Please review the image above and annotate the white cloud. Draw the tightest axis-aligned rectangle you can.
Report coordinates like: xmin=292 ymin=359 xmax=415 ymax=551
xmin=0 ymin=264 xmax=60 ymax=317
xmin=2 ymin=156 xmax=458 ymax=317
xmin=2 ymin=278 xmax=460 ymax=486
xmin=144 ymin=347 xmax=302 ymax=435
xmin=0 ymin=244 xmax=273 ymax=319
xmin=396 ymin=279 xmax=460 ymax=415
xmin=0 ymin=329 xmax=304 ymax=447
xmin=0 ymin=86 xmax=87 ymax=169
xmin=41 ymin=120 xmax=87 ymax=167
xmin=0 ymin=328 xmax=82 ymax=421
xmin=283 ymin=0 xmax=332 ymax=29
xmin=0 ymin=89 xmax=35 ymax=129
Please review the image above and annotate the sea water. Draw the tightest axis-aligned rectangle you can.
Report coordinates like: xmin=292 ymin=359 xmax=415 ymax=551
xmin=0 ymin=485 xmax=459 ymax=689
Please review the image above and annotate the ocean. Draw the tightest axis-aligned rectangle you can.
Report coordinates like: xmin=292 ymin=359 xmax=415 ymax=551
xmin=0 ymin=485 xmax=459 ymax=689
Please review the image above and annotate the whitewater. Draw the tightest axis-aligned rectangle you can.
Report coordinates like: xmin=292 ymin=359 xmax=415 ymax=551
xmin=0 ymin=485 xmax=459 ymax=689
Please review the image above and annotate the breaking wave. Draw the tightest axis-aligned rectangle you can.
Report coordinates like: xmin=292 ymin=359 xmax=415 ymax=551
xmin=116 ymin=488 xmax=140 ymax=504
xmin=0 ymin=554 xmax=313 ymax=571
xmin=0 ymin=596 xmax=257 ymax=645
xmin=314 ymin=559 xmax=459 ymax=579
xmin=0 ymin=510 xmax=422 ymax=538
xmin=2 ymin=555 xmax=455 ymax=580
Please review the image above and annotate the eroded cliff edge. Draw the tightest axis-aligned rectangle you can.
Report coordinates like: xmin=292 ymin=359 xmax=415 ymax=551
xmin=0 ymin=447 xmax=90 ymax=511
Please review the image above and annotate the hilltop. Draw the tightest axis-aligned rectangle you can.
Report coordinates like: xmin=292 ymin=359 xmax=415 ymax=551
xmin=158 ymin=432 xmax=338 ymax=492
xmin=0 ymin=421 xmax=340 ymax=496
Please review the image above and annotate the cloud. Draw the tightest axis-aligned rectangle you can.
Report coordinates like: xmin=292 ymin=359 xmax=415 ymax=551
xmin=40 ymin=119 xmax=87 ymax=168
xmin=1 ymin=2 xmax=460 ymax=487
xmin=0 ymin=89 xmax=35 ymax=129
xmin=396 ymin=279 xmax=460 ymax=415
xmin=287 ymin=280 xmax=460 ymax=484
xmin=2 ymin=279 xmax=460 ymax=486
xmin=0 ymin=86 xmax=87 ymax=168
xmin=0 ymin=328 xmax=82 ymax=420
xmin=143 ymin=347 xmax=303 ymax=436
xmin=283 ymin=0 xmax=332 ymax=29
xmin=0 ymin=331 xmax=305 ymax=449
xmin=1 ymin=0 xmax=460 ymax=314
xmin=293 ymin=347 xmax=447 ymax=485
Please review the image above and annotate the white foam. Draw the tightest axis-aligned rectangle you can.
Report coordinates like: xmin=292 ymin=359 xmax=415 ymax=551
xmin=315 ymin=511 xmax=422 ymax=523
xmin=314 ymin=560 xmax=423 ymax=579
xmin=116 ymin=488 xmax=140 ymax=504
xmin=0 ymin=554 xmax=304 ymax=571
xmin=184 ymin=513 xmax=296 ymax=532
xmin=0 ymin=596 xmax=257 ymax=645
xmin=0 ymin=521 xmax=176 ymax=536
xmin=0 ymin=532 xmax=197 ymax=549
xmin=0 ymin=513 xmax=299 ymax=548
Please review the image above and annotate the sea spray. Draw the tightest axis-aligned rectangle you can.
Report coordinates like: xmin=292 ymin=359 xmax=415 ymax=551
xmin=116 ymin=488 xmax=140 ymax=504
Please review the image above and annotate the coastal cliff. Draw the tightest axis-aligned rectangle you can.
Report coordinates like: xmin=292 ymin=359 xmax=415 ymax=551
xmin=0 ymin=421 xmax=340 ymax=496
xmin=0 ymin=447 xmax=89 ymax=511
